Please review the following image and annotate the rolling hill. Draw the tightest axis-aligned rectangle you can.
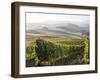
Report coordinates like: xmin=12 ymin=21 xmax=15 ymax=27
xmin=26 ymin=22 xmax=89 ymax=39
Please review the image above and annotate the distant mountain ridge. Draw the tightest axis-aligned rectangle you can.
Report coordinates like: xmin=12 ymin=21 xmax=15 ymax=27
xmin=26 ymin=22 xmax=89 ymax=39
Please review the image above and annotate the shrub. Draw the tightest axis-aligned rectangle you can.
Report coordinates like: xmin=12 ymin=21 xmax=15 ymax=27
xmin=35 ymin=38 xmax=84 ymax=66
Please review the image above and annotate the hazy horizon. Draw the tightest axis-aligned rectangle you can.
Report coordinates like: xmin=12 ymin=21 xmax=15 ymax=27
xmin=26 ymin=13 xmax=90 ymax=30
xmin=25 ymin=12 xmax=89 ymax=39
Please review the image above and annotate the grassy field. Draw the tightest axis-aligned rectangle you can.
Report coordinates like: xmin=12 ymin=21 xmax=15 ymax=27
xmin=26 ymin=35 xmax=89 ymax=67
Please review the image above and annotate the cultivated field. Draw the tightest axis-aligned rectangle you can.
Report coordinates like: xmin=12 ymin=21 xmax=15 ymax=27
xmin=26 ymin=34 xmax=89 ymax=67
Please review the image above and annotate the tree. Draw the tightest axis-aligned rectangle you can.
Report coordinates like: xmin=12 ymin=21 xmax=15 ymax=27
xmin=83 ymin=32 xmax=89 ymax=64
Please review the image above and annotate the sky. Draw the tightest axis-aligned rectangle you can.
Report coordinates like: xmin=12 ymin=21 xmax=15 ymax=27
xmin=26 ymin=12 xmax=90 ymax=23
xmin=26 ymin=12 xmax=90 ymax=30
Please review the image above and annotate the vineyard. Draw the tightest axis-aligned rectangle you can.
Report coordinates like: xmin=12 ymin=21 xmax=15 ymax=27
xmin=26 ymin=34 xmax=89 ymax=67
